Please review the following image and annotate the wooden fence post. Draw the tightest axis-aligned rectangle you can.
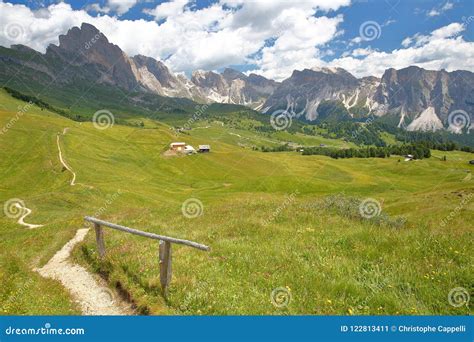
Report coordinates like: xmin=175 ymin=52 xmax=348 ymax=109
xmin=85 ymin=216 xmax=209 ymax=296
xmin=159 ymin=240 xmax=172 ymax=294
xmin=94 ymin=223 xmax=106 ymax=258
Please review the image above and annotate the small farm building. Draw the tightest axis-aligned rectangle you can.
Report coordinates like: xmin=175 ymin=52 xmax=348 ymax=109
xmin=198 ymin=145 xmax=211 ymax=153
xmin=170 ymin=142 xmax=186 ymax=152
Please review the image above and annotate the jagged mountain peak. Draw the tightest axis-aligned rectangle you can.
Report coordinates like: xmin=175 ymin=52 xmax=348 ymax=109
xmin=222 ymin=68 xmax=246 ymax=81
xmin=55 ymin=22 xmax=109 ymax=53
xmin=311 ymin=66 xmax=350 ymax=75
xmin=192 ymin=69 xmax=216 ymax=78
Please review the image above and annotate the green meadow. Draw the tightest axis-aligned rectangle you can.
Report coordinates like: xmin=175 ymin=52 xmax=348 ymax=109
xmin=0 ymin=89 xmax=472 ymax=315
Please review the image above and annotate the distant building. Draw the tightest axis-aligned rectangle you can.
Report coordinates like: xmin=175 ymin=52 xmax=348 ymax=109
xmin=184 ymin=145 xmax=196 ymax=154
xmin=319 ymin=144 xmax=326 ymax=147
xmin=198 ymin=145 xmax=211 ymax=153
xmin=170 ymin=142 xmax=186 ymax=152
xmin=404 ymin=154 xmax=414 ymax=162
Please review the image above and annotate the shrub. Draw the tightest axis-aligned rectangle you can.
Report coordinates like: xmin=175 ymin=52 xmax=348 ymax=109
xmin=320 ymin=194 xmax=407 ymax=229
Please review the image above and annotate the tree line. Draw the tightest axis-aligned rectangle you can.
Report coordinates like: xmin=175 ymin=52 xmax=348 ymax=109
xmin=301 ymin=143 xmax=431 ymax=159
xmin=260 ymin=142 xmax=433 ymax=160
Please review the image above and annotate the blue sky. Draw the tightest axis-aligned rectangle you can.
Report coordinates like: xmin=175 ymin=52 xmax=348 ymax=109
xmin=1 ymin=0 xmax=473 ymax=80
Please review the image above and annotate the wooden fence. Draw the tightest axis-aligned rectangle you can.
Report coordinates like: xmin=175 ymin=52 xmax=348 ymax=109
xmin=84 ymin=216 xmax=210 ymax=294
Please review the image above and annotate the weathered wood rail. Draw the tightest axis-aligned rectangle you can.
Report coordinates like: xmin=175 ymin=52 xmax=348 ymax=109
xmin=84 ymin=216 xmax=210 ymax=294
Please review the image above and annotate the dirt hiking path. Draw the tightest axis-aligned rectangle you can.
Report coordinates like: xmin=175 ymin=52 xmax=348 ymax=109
xmin=36 ymin=228 xmax=133 ymax=315
xmin=14 ymin=202 xmax=43 ymax=229
xmin=56 ymin=132 xmax=76 ymax=186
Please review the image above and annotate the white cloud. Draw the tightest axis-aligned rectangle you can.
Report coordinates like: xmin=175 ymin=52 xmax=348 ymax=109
xmin=351 ymin=47 xmax=375 ymax=57
xmin=247 ymin=14 xmax=344 ymax=80
xmin=427 ymin=1 xmax=454 ymax=17
xmin=400 ymin=23 xmax=463 ymax=49
xmin=85 ymin=0 xmax=138 ymax=15
xmin=382 ymin=19 xmax=396 ymax=26
xmin=107 ymin=0 xmax=138 ymax=15
xmin=329 ymin=23 xmax=474 ymax=78
xmin=431 ymin=22 xmax=464 ymax=39
xmin=428 ymin=9 xmax=440 ymax=17
xmin=85 ymin=3 xmax=110 ymax=14
xmin=143 ymin=0 xmax=189 ymax=21
xmin=442 ymin=2 xmax=454 ymax=10
xmin=401 ymin=37 xmax=412 ymax=48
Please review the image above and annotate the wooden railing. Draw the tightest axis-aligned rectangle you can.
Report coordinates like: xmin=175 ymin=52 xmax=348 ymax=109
xmin=84 ymin=216 xmax=210 ymax=294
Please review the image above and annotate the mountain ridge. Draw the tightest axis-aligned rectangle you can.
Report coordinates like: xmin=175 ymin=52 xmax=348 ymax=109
xmin=0 ymin=22 xmax=472 ymax=133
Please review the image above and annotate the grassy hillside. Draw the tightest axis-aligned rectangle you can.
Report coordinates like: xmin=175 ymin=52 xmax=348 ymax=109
xmin=0 ymin=89 xmax=472 ymax=315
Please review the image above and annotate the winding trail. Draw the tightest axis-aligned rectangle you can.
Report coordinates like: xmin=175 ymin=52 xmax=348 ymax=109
xmin=14 ymin=202 xmax=44 ymax=229
xmin=36 ymin=228 xmax=132 ymax=315
xmin=56 ymin=130 xmax=76 ymax=186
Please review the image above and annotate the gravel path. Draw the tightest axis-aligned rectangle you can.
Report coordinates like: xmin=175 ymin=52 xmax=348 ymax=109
xmin=57 ymin=131 xmax=76 ymax=186
xmin=14 ymin=202 xmax=43 ymax=229
xmin=36 ymin=228 xmax=133 ymax=315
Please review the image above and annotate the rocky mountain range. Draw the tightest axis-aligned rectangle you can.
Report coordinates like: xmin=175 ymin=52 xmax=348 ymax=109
xmin=45 ymin=23 xmax=278 ymax=110
xmin=0 ymin=22 xmax=472 ymax=133
xmin=262 ymin=66 xmax=473 ymax=134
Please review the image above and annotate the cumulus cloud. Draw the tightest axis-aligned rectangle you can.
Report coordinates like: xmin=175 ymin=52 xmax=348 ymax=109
xmin=86 ymin=0 xmax=139 ymax=15
xmin=106 ymin=0 xmax=139 ymax=15
xmin=246 ymin=14 xmax=344 ymax=80
xmin=400 ymin=23 xmax=463 ymax=48
xmin=328 ymin=23 xmax=474 ymax=77
xmin=143 ymin=0 xmax=189 ymax=21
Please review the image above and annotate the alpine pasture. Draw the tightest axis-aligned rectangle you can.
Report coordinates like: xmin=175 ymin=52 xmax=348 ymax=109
xmin=0 ymin=89 xmax=472 ymax=315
